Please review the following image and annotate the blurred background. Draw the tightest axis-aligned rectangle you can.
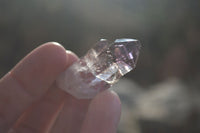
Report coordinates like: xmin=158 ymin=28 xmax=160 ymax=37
xmin=0 ymin=0 xmax=200 ymax=132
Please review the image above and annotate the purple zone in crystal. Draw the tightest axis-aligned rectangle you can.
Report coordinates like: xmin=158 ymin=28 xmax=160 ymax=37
xmin=83 ymin=38 xmax=141 ymax=88
xmin=111 ymin=39 xmax=141 ymax=69
xmin=90 ymin=39 xmax=141 ymax=76
xmin=86 ymin=38 xmax=141 ymax=84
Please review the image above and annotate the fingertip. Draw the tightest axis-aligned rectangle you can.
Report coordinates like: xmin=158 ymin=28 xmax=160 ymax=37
xmin=41 ymin=42 xmax=79 ymax=70
xmin=41 ymin=43 xmax=79 ymax=70
xmin=37 ymin=42 xmax=68 ymax=71
xmin=95 ymin=90 xmax=121 ymax=112
xmin=65 ymin=50 xmax=79 ymax=68
xmin=43 ymin=42 xmax=62 ymax=47
xmin=81 ymin=90 xmax=121 ymax=133
xmin=12 ymin=42 xmax=67 ymax=73
xmin=94 ymin=90 xmax=121 ymax=126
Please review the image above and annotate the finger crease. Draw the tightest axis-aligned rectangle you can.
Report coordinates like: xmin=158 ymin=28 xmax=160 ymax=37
xmin=9 ymin=72 xmax=35 ymax=99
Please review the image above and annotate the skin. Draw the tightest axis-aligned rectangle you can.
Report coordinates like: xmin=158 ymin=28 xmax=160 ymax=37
xmin=0 ymin=42 xmax=121 ymax=133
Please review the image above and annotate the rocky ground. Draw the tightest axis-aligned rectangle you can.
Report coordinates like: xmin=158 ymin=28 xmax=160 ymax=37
xmin=113 ymin=78 xmax=200 ymax=133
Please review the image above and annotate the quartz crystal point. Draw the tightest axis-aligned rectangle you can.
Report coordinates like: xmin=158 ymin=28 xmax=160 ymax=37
xmin=56 ymin=38 xmax=141 ymax=99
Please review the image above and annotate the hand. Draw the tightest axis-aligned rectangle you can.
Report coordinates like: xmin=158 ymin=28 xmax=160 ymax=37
xmin=0 ymin=42 xmax=121 ymax=133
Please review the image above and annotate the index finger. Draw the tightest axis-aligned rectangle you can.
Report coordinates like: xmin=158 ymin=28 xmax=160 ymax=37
xmin=0 ymin=42 xmax=77 ymax=132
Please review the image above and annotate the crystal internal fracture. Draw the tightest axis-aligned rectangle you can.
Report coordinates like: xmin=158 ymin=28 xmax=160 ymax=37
xmin=56 ymin=38 xmax=141 ymax=99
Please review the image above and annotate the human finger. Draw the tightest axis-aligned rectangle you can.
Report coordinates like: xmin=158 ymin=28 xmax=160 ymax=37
xmin=50 ymin=92 xmax=91 ymax=133
xmin=8 ymin=85 xmax=66 ymax=133
xmin=0 ymin=43 xmax=75 ymax=132
xmin=80 ymin=90 xmax=121 ymax=133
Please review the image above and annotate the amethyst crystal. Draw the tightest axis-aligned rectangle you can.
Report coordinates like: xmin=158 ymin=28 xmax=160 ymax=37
xmin=56 ymin=38 xmax=141 ymax=99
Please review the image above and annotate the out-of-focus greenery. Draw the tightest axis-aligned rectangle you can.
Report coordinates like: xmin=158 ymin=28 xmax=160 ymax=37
xmin=0 ymin=0 xmax=200 ymax=84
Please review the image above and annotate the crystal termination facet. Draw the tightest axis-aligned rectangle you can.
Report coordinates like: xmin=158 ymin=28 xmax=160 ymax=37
xmin=56 ymin=38 xmax=141 ymax=99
